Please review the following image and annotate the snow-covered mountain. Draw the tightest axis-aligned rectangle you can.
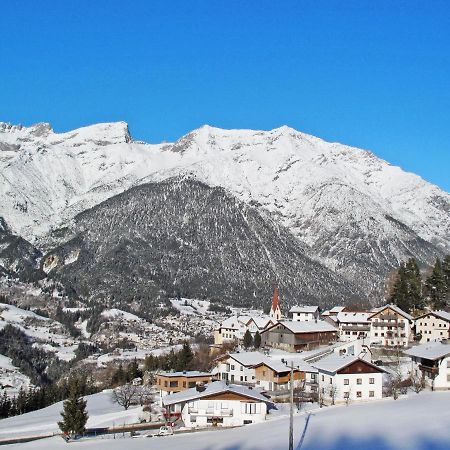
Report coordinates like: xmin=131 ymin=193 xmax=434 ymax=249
xmin=1 ymin=121 xmax=449 ymax=301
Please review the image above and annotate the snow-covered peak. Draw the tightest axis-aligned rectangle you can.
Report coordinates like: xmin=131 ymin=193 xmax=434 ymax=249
xmin=0 ymin=121 xmax=448 ymax=269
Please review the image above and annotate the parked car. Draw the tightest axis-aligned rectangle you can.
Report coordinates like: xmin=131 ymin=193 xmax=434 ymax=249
xmin=145 ymin=426 xmax=174 ymax=438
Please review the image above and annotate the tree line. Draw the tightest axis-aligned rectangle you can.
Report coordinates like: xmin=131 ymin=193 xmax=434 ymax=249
xmin=388 ymin=256 xmax=450 ymax=314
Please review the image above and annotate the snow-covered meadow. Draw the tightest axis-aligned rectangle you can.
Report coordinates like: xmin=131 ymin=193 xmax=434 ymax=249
xmin=3 ymin=391 xmax=450 ymax=449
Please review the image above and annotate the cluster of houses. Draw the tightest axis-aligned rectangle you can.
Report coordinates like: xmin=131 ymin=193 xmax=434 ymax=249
xmin=155 ymin=289 xmax=450 ymax=429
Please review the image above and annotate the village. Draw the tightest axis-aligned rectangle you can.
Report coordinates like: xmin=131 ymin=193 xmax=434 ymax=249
xmin=133 ymin=287 xmax=450 ymax=433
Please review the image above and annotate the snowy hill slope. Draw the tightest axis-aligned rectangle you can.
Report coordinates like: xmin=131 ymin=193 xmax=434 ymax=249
xmin=42 ymin=177 xmax=360 ymax=309
xmin=1 ymin=121 xmax=448 ymax=297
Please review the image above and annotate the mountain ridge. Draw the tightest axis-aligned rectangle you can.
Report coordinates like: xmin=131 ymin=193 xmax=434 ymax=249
xmin=1 ymin=120 xmax=448 ymax=302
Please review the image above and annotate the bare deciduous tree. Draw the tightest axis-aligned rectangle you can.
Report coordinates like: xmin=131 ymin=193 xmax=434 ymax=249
xmin=327 ymin=384 xmax=339 ymax=406
xmin=112 ymin=384 xmax=139 ymax=410
xmin=410 ymin=371 xmax=425 ymax=393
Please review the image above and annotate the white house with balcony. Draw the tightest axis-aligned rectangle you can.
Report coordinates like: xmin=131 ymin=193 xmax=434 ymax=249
xmin=336 ymin=311 xmax=371 ymax=341
xmin=289 ymin=305 xmax=320 ymax=322
xmin=368 ymin=304 xmax=413 ymax=347
xmin=162 ymin=381 xmax=271 ymax=428
xmin=415 ymin=311 xmax=450 ymax=344
xmin=405 ymin=341 xmax=450 ymax=390
xmin=313 ymin=354 xmax=385 ymax=404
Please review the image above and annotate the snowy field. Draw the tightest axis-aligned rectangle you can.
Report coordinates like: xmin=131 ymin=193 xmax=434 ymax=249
xmin=0 ymin=390 xmax=143 ymax=440
xmin=4 ymin=391 xmax=450 ymax=449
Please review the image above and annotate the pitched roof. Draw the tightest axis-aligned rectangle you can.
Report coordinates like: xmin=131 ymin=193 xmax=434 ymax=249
xmin=219 ymin=316 xmax=240 ymax=329
xmin=312 ymin=354 xmax=384 ymax=374
xmin=336 ymin=311 xmax=371 ymax=324
xmin=289 ymin=305 xmax=319 ymax=314
xmin=158 ymin=370 xmax=212 ymax=378
xmin=329 ymin=306 xmax=346 ymax=314
xmin=162 ymin=381 xmax=269 ymax=406
xmin=226 ymin=351 xmax=268 ymax=367
xmin=415 ymin=310 xmax=450 ymax=322
xmin=404 ymin=341 xmax=450 ymax=360
xmin=269 ymin=320 xmax=337 ymax=334
xmin=369 ymin=304 xmax=413 ymax=321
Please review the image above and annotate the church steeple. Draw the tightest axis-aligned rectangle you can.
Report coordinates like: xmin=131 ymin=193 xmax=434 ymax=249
xmin=270 ymin=286 xmax=282 ymax=321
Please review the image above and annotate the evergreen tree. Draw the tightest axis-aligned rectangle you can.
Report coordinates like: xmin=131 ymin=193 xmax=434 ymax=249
xmin=57 ymin=388 xmax=88 ymax=437
xmin=254 ymin=331 xmax=261 ymax=349
xmin=442 ymin=255 xmax=450 ymax=304
xmin=177 ymin=341 xmax=194 ymax=371
xmin=243 ymin=329 xmax=253 ymax=349
xmin=405 ymin=258 xmax=425 ymax=312
xmin=127 ymin=359 xmax=142 ymax=381
xmin=425 ymin=258 xmax=447 ymax=310
xmin=389 ymin=263 xmax=410 ymax=312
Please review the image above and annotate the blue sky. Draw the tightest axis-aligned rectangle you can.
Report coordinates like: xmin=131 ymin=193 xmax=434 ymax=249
xmin=1 ymin=0 xmax=449 ymax=190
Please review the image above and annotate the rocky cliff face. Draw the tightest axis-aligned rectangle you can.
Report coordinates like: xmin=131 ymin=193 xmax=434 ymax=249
xmin=0 ymin=218 xmax=44 ymax=282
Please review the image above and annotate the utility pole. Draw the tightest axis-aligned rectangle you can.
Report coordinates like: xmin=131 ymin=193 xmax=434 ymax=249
xmin=289 ymin=362 xmax=294 ymax=450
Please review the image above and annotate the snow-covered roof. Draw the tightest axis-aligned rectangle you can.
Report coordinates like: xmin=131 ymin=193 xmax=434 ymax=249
xmin=369 ymin=304 xmax=413 ymax=321
xmin=329 ymin=306 xmax=346 ymax=314
xmin=239 ymin=315 xmax=273 ymax=329
xmin=223 ymin=351 xmax=318 ymax=373
xmin=289 ymin=305 xmax=319 ymax=314
xmin=274 ymin=320 xmax=337 ymax=334
xmin=158 ymin=370 xmax=212 ymax=378
xmin=219 ymin=316 xmax=240 ymax=330
xmin=162 ymin=381 xmax=269 ymax=406
xmin=405 ymin=341 xmax=450 ymax=360
xmin=416 ymin=310 xmax=450 ymax=322
xmin=227 ymin=351 xmax=267 ymax=367
xmin=312 ymin=354 xmax=383 ymax=374
xmin=336 ymin=312 xmax=371 ymax=324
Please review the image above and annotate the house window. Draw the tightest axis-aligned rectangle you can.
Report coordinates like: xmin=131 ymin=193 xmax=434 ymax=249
xmin=190 ymin=416 xmax=197 ymax=422
xmin=231 ymin=365 xmax=235 ymax=370
xmin=329 ymin=378 xmax=333 ymax=384
xmin=369 ymin=378 xmax=375 ymax=384
xmin=240 ymin=366 xmax=244 ymax=371
xmin=263 ymin=370 xmax=266 ymax=376
xmin=183 ymin=381 xmax=186 ymax=388
xmin=188 ymin=381 xmax=196 ymax=388
xmin=169 ymin=381 xmax=178 ymax=387
xmin=344 ymin=392 xmax=349 ymax=398
xmin=357 ymin=378 xmax=362 ymax=385
xmin=321 ymin=375 xmax=324 ymax=382
xmin=344 ymin=379 xmax=349 ymax=385
xmin=244 ymin=403 xmax=257 ymax=414
xmin=164 ymin=380 xmax=168 ymax=387
xmin=357 ymin=391 xmax=362 ymax=398
xmin=374 ymin=333 xmax=378 ymax=337
xmin=369 ymin=391 xmax=375 ymax=397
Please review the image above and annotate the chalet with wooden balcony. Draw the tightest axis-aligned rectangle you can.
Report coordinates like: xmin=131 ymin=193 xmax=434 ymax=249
xmin=405 ymin=341 xmax=450 ymax=390
xmin=260 ymin=320 xmax=337 ymax=352
xmin=156 ymin=370 xmax=214 ymax=404
xmin=368 ymin=304 xmax=413 ymax=347
xmin=415 ymin=311 xmax=450 ymax=344
xmin=162 ymin=381 xmax=271 ymax=428
xmin=335 ymin=311 xmax=371 ymax=341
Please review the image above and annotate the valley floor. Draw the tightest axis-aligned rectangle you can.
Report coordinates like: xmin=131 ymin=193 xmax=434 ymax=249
xmin=4 ymin=391 xmax=450 ymax=450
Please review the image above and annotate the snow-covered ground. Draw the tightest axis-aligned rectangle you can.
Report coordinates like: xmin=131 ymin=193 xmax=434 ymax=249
xmin=4 ymin=391 xmax=450 ymax=449
xmin=0 ymin=354 xmax=31 ymax=394
xmin=0 ymin=303 xmax=78 ymax=361
xmin=0 ymin=390 xmax=143 ymax=440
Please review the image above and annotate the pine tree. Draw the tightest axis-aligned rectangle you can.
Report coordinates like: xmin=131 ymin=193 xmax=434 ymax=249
xmin=57 ymin=388 xmax=89 ymax=438
xmin=405 ymin=258 xmax=425 ymax=312
xmin=177 ymin=341 xmax=194 ymax=371
xmin=389 ymin=263 xmax=410 ymax=312
xmin=254 ymin=331 xmax=261 ymax=349
xmin=243 ymin=329 xmax=253 ymax=349
xmin=425 ymin=258 xmax=447 ymax=310
xmin=442 ymin=255 xmax=450 ymax=304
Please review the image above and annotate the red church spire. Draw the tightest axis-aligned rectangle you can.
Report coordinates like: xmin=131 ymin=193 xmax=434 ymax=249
xmin=271 ymin=286 xmax=280 ymax=311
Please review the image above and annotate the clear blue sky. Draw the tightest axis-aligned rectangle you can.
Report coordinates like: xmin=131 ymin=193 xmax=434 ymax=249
xmin=1 ymin=0 xmax=449 ymax=190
